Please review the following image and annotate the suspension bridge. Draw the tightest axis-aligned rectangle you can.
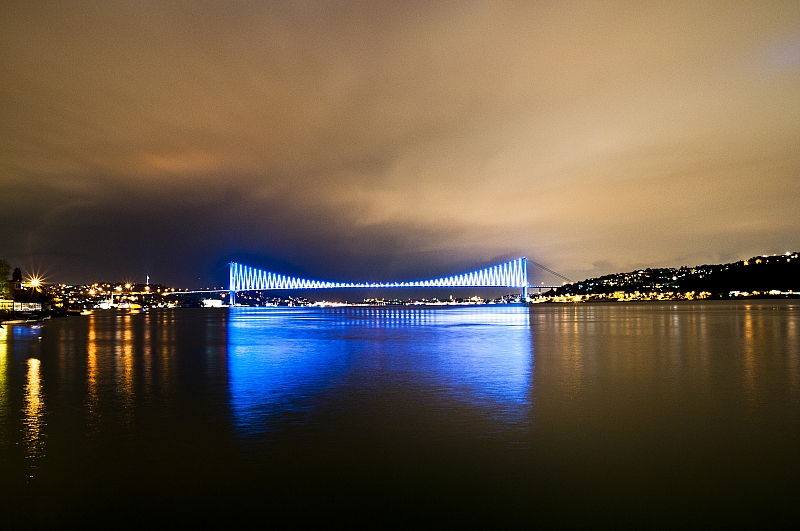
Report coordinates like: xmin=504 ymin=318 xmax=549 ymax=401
xmin=227 ymin=258 xmax=570 ymax=303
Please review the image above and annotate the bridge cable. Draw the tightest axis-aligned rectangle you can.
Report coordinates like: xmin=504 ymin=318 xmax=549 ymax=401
xmin=527 ymin=260 xmax=573 ymax=283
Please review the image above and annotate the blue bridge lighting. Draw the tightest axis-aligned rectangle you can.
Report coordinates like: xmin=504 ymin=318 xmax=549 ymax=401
xmin=229 ymin=258 xmax=551 ymax=302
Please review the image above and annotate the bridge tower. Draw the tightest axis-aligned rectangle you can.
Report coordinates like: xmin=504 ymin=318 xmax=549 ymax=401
xmin=521 ymin=257 xmax=529 ymax=302
xmin=229 ymin=262 xmax=236 ymax=306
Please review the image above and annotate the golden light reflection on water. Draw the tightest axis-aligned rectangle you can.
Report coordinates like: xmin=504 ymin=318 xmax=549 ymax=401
xmin=23 ymin=358 xmax=46 ymax=469
xmin=788 ymin=315 xmax=799 ymax=391
xmin=533 ymin=302 xmax=800 ymax=422
xmin=567 ymin=310 xmax=584 ymax=389
xmin=734 ymin=303 xmax=800 ymax=412
xmin=116 ymin=318 xmax=135 ymax=423
xmin=86 ymin=315 xmax=99 ymax=428
xmin=157 ymin=313 xmax=174 ymax=394
xmin=530 ymin=303 xmax=743 ymax=423
xmin=694 ymin=312 xmax=710 ymax=378
xmin=0 ymin=327 xmax=8 ymax=448
xmin=531 ymin=306 xmax=587 ymax=399
xmin=143 ymin=315 xmax=152 ymax=398
xmin=742 ymin=306 xmax=756 ymax=402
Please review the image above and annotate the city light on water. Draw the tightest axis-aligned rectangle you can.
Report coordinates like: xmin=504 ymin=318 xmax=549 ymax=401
xmin=0 ymin=328 xmax=7 ymax=448
xmin=23 ymin=358 xmax=46 ymax=469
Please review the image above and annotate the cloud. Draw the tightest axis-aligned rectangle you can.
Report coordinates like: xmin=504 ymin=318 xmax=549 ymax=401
xmin=1 ymin=1 xmax=799 ymax=285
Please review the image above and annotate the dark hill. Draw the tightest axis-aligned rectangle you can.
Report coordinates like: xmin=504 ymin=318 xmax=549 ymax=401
xmin=551 ymin=253 xmax=799 ymax=297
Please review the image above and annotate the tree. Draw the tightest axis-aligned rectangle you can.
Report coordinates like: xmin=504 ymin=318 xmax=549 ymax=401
xmin=0 ymin=259 xmax=10 ymax=299
xmin=12 ymin=267 xmax=22 ymax=282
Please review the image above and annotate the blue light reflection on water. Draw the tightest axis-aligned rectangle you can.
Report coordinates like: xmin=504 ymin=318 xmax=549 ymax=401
xmin=227 ymin=306 xmax=534 ymax=437
xmin=227 ymin=308 xmax=355 ymax=433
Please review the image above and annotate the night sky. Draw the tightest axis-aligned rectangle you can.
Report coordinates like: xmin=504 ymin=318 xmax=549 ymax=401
xmin=2 ymin=1 xmax=799 ymax=288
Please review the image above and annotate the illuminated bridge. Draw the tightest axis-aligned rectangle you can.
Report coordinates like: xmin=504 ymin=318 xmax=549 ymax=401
xmin=229 ymin=258 xmax=569 ymax=303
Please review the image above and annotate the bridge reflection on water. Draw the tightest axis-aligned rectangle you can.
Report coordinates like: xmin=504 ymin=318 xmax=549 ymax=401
xmin=227 ymin=306 xmax=534 ymax=438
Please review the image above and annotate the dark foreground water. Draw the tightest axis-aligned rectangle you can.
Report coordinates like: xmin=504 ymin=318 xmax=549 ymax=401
xmin=1 ymin=302 xmax=799 ymax=527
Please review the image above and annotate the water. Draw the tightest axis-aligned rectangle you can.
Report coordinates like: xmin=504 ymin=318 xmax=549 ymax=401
xmin=1 ymin=302 xmax=799 ymax=526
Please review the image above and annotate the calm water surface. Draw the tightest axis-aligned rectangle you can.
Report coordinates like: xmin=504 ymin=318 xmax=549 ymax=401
xmin=1 ymin=302 xmax=799 ymax=526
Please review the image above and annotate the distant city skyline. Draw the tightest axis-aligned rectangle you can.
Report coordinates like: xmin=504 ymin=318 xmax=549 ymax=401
xmin=2 ymin=1 xmax=799 ymax=287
